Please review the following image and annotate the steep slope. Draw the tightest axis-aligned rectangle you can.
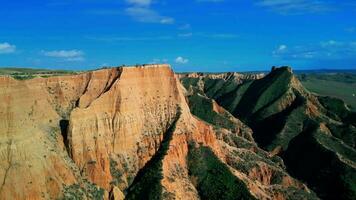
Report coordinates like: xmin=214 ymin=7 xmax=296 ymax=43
xmin=0 ymin=69 xmax=115 ymax=199
xmin=232 ymin=67 xmax=310 ymax=151
xmin=0 ymin=64 xmax=319 ymax=200
xmin=181 ymin=66 xmax=356 ymax=200
xmin=283 ymin=120 xmax=356 ymax=200
xmin=181 ymin=71 xmax=318 ymax=200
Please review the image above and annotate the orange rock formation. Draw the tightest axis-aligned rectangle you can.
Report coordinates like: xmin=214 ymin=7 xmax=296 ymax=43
xmin=0 ymin=65 xmax=315 ymax=200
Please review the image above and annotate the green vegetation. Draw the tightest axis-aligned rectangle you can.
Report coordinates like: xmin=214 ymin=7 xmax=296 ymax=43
xmin=283 ymin=121 xmax=356 ymax=200
xmin=187 ymin=144 xmax=256 ymax=200
xmin=61 ymin=182 xmax=104 ymax=200
xmin=327 ymin=123 xmax=356 ymax=148
xmin=203 ymin=78 xmax=238 ymax=99
xmin=125 ymin=110 xmax=181 ymax=200
xmin=0 ymin=67 xmax=75 ymax=74
xmin=181 ymin=68 xmax=356 ymax=200
xmin=61 ymin=184 xmax=85 ymax=200
xmin=234 ymin=67 xmax=293 ymax=119
xmin=85 ymin=182 xmax=105 ymax=200
xmin=11 ymin=74 xmax=36 ymax=80
xmin=251 ymin=95 xmax=307 ymax=151
xmin=0 ymin=67 xmax=77 ymax=80
xmin=299 ymin=73 xmax=356 ymax=110
xmin=298 ymin=72 xmax=356 ymax=84
xmin=180 ymin=77 xmax=200 ymax=89
xmin=110 ymin=159 xmax=124 ymax=186
xmin=317 ymin=96 xmax=356 ymax=147
xmin=318 ymin=96 xmax=356 ymax=125
xmin=216 ymin=81 xmax=253 ymax=113
xmin=180 ymin=76 xmax=254 ymax=113
xmin=188 ymin=93 xmax=236 ymax=131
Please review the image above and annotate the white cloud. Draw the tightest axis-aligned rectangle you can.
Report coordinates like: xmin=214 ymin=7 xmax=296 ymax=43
xmin=273 ymin=40 xmax=356 ymax=60
xmin=273 ymin=44 xmax=288 ymax=54
xmin=126 ymin=0 xmax=152 ymax=7
xmin=320 ymin=40 xmax=343 ymax=47
xmin=0 ymin=42 xmax=16 ymax=54
xmin=346 ymin=27 xmax=356 ymax=33
xmin=42 ymin=50 xmax=84 ymax=58
xmin=256 ymin=0 xmax=331 ymax=14
xmin=175 ymin=56 xmax=189 ymax=64
xmin=278 ymin=44 xmax=287 ymax=51
xmin=196 ymin=0 xmax=225 ymax=2
xmin=178 ymin=33 xmax=193 ymax=37
xmin=160 ymin=18 xmax=175 ymax=24
xmin=100 ymin=63 xmax=110 ymax=67
xmin=42 ymin=50 xmax=85 ymax=61
xmin=192 ymin=33 xmax=239 ymax=39
xmin=207 ymin=33 xmax=238 ymax=39
xmin=88 ymin=35 xmax=173 ymax=42
xmin=150 ymin=58 xmax=168 ymax=64
xmin=125 ymin=7 xmax=174 ymax=24
xmin=65 ymin=57 xmax=85 ymax=61
xmin=178 ymin=24 xmax=191 ymax=30
xmin=125 ymin=0 xmax=174 ymax=24
xmin=88 ymin=32 xmax=238 ymax=43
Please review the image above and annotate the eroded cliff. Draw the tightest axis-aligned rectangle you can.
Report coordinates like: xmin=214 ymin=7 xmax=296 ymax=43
xmin=0 ymin=65 xmax=317 ymax=200
xmin=181 ymin=66 xmax=356 ymax=200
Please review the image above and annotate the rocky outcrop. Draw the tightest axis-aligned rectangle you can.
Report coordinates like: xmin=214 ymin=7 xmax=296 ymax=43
xmin=178 ymin=72 xmax=265 ymax=83
xmin=0 ymin=73 xmax=99 ymax=199
xmin=0 ymin=65 xmax=318 ymax=200
xmin=181 ymin=66 xmax=356 ymax=200
xmin=180 ymin=69 xmax=319 ymax=200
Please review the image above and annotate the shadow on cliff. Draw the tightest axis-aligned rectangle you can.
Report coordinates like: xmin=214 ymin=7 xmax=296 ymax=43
xmin=124 ymin=108 xmax=182 ymax=200
xmin=59 ymin=119 xmax=70 ymax=154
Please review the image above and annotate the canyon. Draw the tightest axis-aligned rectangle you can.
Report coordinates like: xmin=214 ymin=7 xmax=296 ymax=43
xmin=0 ymin=64 xmax=354 ymax=200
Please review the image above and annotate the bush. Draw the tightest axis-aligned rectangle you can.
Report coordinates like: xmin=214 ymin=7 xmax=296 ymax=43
xmin=187 ymin=144 xmax=256 ymax=200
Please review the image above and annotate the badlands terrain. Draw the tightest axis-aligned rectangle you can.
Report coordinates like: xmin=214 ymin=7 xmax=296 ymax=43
xmin=0 ymin=64 xmax=355 ymax=200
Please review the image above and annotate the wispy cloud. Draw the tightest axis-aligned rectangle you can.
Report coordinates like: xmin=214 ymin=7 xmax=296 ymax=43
xmin=178 ymin=33 xmax=193 ymax=38
xmin=273 ymin=44 xmax=288 ymax=55
xmin=126 ymin=0 xmax=152 ymax=7
xmin=196 ymin=0 xmax=225 ymax=2
xmin=345 ymin=27 xmax=356 ymax=33
xmin=256 ymin=0 xmax=332 ymax=14
xmin=178 ymin=24 xmax=191 ymax=30
xmin=273 ymin=40 xmax=356 ymax=60
xmin=125 ymin=0 xmax=174 ymax=24
xmin=205 ymin=33 xmax=239 ymax=39
xmin=41 ymin=50 xmax=85 ymax=61
xmin=178 ymin=32 xmax=238 ymax=39
xmin=175 ymin=56 xmax=189 ymax=64
xmin=84 ymin=9 xmax=121 ymax=15
xmin=87 ymin=35 xmax=173 ymax=42
xmin=150 ymin=58 xmax=168 ymax=64
xmin=125 ymin=7 xmax=174 ymax=24
xmin=0 ymin=42 xmax=16 ymax=54
xmin=89 ymin=32 xmax=238 ymax=42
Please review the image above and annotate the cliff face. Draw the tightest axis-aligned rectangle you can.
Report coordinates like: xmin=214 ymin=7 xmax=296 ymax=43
xmin=0 ymin=73 xmax=87 ymax=199
xmin=0 ymin=65 xmax=317 ymax=200
xmin=181 ymin=66 xmax=356 ymax=200
xmin=178 ymin=72 xmax=265 ymax=83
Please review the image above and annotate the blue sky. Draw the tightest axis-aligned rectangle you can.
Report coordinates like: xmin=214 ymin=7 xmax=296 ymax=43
xmin=0 ymin=0 xmax=356 ymax=72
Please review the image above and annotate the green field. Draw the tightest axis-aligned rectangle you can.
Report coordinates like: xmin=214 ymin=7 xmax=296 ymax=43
xmin=299 ymin=73 xmax=356 ymax=110
xmin=0 ymin=67 xmax=77 ymax=80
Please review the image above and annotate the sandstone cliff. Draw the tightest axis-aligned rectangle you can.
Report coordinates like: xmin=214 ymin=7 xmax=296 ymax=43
xmin=0 ymin=65 xmax=317 ymax=200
